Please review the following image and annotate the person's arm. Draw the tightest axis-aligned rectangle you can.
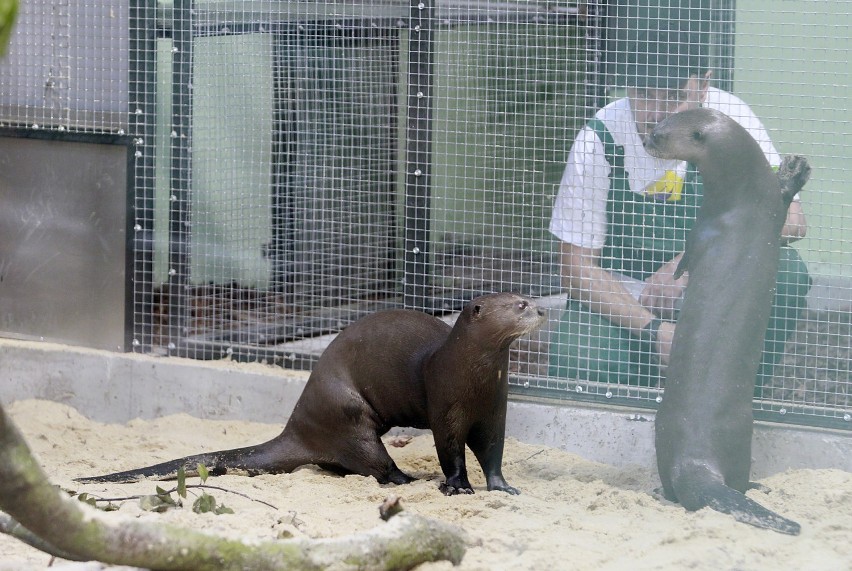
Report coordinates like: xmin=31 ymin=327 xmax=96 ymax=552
xmin=782 ymin=200 xmax=807 ymax=243
xmin=639 ymin=253 xmax=688 ymax=322
xmin=708 ymin=90 xmax=808 ymax=244
xmin=560 ymin=241 xmax=675 ymax=365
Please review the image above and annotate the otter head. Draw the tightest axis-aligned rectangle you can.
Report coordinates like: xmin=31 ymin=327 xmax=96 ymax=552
xmin=643 ymin=107 xmax=741 ymax=166
xmin=459 ymin=292 xmax=547 ymax=349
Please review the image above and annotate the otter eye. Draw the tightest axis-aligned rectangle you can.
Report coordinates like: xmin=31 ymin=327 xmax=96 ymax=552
xmin=518 ymin=301 xmax=528 ymax=310
xmin=473 ymin=304 xmax=482 ymax=315
xmin=692 ymin=129 xmax=704 ymax=141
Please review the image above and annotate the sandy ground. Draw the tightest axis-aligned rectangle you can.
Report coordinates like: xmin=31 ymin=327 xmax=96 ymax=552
xmin=1 ymin=399 xmax=850 ymax=570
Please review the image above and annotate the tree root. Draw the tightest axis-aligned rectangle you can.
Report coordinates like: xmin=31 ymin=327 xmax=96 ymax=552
xmin=0 ymin=403 xmax=466 ymax=570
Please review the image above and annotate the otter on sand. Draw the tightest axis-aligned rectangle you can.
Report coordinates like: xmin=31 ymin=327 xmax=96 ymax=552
xmin=644 ymin=107 xmax=810 ymax=535
xmin=77 ymin=292 xmax=547 ymax=496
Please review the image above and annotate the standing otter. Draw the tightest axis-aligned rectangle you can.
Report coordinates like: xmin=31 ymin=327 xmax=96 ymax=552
xmin=644 ymin=107 xmax=809 ymax=535
xmin=77 ymin=292 xmax=546 ymax=496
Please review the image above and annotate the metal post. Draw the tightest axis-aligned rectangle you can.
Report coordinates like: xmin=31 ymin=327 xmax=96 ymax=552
xmin=168 ymin=0 xmax=193 ymax=352
xmin=710 ymin=0 xmax=736 ymax=92
xmin=583 ymin=1 xmax=608 ymax=115
xmin=270 ymin=25 xmax=298 ymax=306
xmin=403 ymin=0 xmax=435 ymax=310
xmin=128 ymin=0 xmax=158 ymax=351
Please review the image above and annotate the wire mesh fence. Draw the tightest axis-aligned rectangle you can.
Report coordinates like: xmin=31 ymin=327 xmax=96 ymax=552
xmin=0 ymin=1 xmax=849 ymax=430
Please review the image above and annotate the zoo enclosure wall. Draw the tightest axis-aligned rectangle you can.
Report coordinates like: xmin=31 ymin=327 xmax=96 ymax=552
xmin=0 ymin=0 xmax=849 ymax=431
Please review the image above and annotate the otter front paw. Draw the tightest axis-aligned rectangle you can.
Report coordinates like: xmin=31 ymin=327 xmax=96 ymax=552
xmin=777 ymin=155 xmax=811 ymax=194
xmin=486 ymin=474 xmax=520 ymax=495
xmin=439 ymin=480 xmax=474 ymax=496
xmin=489 ymin=483 xmax=520 ymax=495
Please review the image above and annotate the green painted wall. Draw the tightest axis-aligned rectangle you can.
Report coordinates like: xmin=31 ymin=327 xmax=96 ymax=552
xmin=734 ymin=1 xmax=851 ymax=277
xmin=154 ymin=35 xmax=274 ymax=287
xmin=191 ymin=34 xmax=274 ymax=287
xmin=427 ymin=23 xmax=585 ymax=256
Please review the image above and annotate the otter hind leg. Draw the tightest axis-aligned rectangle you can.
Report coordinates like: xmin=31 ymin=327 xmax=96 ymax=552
xmin=330 ymin=434 xmax=416 ymax=485
xmin=703 ymin=485 xmax=801 ymax=536
xmin=672 ymin=464 xmax=801 ymax=535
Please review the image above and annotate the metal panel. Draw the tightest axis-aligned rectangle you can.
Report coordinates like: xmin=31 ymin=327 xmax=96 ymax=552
xmin=0 ymin=130 xmax=132 ymax=351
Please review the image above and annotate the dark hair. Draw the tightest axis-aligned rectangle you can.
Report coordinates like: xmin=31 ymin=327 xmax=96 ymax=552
xmin=626 ymin=27 xmax=709 ymax=90
xmin=626 ymin=29 xmax=708 ymax=89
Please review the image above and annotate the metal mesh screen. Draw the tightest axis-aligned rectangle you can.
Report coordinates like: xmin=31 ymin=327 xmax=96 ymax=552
xmin=538 ymin=1 xmax=851 ymax=430
xmin=0 ymin=2 xmax=128 ymax=131
xmin=0 ymin=0 xmax=849 ymax=430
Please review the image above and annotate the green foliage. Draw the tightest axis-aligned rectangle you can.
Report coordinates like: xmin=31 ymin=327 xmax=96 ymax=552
xmin=0 ymin=0 xmax=17 ymax=56
xmin=76 ymin=492 xmax=119 ymax=512
xmin=192 ymin=493 xmax=234 ymax=515
xmin=177 ymin=465 xmax=188 ymax=498
xmin=140 ymin=486 xmax=180 ymax=513
xmin=189 ymin=463 xmax=233 ymax=514
xmin=139 ymin=463 xmax=233 ymax=515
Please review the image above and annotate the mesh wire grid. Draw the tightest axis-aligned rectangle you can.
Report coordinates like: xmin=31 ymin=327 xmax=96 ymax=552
xmin=0 ymin=0 xmax=849 ymax=429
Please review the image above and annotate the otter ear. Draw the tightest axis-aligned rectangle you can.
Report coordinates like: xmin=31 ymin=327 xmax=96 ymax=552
xmin=472 ymin=304 xmax=482 ymax=318
xmin=691 ymin=129 xmax=705 ymax=142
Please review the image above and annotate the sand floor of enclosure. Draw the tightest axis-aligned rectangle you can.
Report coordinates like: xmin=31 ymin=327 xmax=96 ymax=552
xmin=1 ymin=399 xmax=850 ymax=570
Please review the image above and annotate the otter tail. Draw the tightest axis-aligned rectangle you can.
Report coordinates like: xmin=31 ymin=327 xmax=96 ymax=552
xmin=705 ymin=486 xmax=801 ymax=536
xmin=74 ymin=437 xmax=302 ymax=484
xmin=672 ymin=467 xmax=801 ymax=536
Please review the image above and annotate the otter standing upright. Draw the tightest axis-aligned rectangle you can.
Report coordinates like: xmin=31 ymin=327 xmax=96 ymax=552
xmin=644 ymin=107 xmax=809 ymax=535
xmin=77 ymin=292 xmax=546 ymax=496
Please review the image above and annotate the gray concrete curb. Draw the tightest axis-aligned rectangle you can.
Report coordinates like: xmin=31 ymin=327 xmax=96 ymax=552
xmin=2 ymin=338 xmax=849 ymax=479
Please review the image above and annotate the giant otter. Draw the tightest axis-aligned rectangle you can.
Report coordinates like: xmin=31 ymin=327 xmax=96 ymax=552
xmin=77 ymin=292 xmax=547 ymax=496
xmin=644 ymin=107 xmax=809 ymax=535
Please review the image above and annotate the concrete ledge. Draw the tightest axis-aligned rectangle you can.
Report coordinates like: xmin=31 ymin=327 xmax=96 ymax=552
xmin=0 ymin=339 xmax=309 ymax=424
xmin=1 ymin=338 xmax=849 ymax=479
xmin=506 ymin=398 xmax=851 ymax=479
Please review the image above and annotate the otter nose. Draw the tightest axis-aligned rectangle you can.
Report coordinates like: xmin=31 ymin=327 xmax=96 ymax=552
xmin=644 ymin=129 xmax=663 ymax=152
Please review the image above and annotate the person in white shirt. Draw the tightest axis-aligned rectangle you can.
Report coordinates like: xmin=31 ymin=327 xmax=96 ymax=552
xmin=548 ymin=30 xmax=811 ymax=391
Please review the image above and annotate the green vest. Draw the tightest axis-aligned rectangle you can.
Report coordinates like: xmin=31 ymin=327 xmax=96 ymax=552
xmin=586 ymin=118 xmax=703 ymax=281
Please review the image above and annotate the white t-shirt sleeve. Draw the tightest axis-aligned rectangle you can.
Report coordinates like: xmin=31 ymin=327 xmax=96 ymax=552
xmin=705 ymin=88 xmax=781 ymax=168
xmin=549 ymin=126 xmax=612 ymax=249
xmin=705 ymin=89 xmax=802 ymax=201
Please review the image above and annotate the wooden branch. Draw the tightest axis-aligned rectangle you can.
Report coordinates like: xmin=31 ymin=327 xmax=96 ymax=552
xmin=0 ymin=512 xmax=84 ymax=561
xmin=0 ymin=403 xmax=466 ymax=570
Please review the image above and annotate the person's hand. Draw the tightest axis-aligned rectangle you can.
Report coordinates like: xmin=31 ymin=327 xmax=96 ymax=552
xmin=640 ymin=257 xmax=688 ymax=321
xmin=654 ymin=321 xmax=676 ymax=368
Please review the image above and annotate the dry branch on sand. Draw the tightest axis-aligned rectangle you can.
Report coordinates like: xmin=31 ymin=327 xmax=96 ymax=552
xmin=0 ymin=402 xmax=466 ymax=571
